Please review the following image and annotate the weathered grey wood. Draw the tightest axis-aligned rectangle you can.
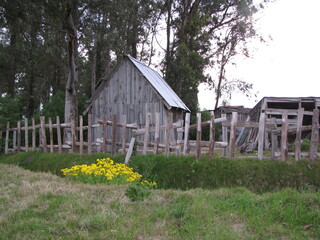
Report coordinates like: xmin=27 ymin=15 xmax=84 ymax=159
xmin=196 ymin=112 xmax=202 ymax=160
xmin=71 ymin=118 xmax=76 ymax=153
xmin=111 ymin=114 xmax=117 ymax=155
xmin=143 ymin=113 xmax=151 ymax=155
xmin=5 ymin=121 xmax=9 ymax=153
xmin=32 ymin=118 xmax=36 ymax=151
xmin=24 ymin=118 xmax=28 ymax=152
xmin=13 ymin=131 xmax=16 ymax=151
xmin=257 ymin=112 xmax=266 ymax=160
xmin=176 ymin=120 xmax=183 ymax=156
xmin=165 ymin=112 xmax=173 ymax=156
xmin=79 ymin=115 xmax=83 ymax=155
xmin=87 ymin=114 xmax=92 ymax=154
xmin=153 ymin=112 xmax=160 ymax=154
xmin=271 ymin=119 xmax=278 ymax=160
xmin=102 ymin=115 xmax=107 ymax=153
xmin=48 ymin=117 xmax=54 ymax=153
xmin=222 ymin=113 xmax=228 ymax=157
xmin=56 ymin=116 xmax=62 ymax=153
xmin=280 ymin=111 xmax=289 ymax=161
xmin=309 ymin=108 xmax=319 ymax=161
xmin=208 ymin=111 xmax=215 ymax=159
xmin=17 ymin=121 xmax=21 ymax=152
xmin=183 ymin=112 xmax=191 ymax=156
xmin=125 ymin=137 xmax=136 ymax=164
xmin=121 ymin=114 xmax=127 ymax=154
xmin=229 ymin=112 xmax=238 ymax=158
xmin=295 ymin=108 xmax=304 ymax=161
xmin=40 ymin=116 xmax=47 ymax=152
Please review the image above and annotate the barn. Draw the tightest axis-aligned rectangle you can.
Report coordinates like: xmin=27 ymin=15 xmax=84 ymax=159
xmin=84 ymin=55 xmax=190 ymax=145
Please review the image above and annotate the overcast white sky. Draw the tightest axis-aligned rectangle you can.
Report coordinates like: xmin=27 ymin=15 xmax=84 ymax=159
xmin=198 ymin=0 xmax=320 ymax=110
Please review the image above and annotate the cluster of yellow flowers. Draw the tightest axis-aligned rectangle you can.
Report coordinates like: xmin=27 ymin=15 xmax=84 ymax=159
xmin=61 ymin=158 xmax=142 ymax=183
xmin=140 ymin=180 xmax=157 ymax=186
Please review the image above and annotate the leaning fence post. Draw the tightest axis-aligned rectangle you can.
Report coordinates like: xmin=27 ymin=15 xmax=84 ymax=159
xmin=309 ymin=108 xmax=319 ymax=161
xmin=183 ymin=112 xmax=191 ymax=156
xmin=196 ymin=112 xmax=202 ymax=160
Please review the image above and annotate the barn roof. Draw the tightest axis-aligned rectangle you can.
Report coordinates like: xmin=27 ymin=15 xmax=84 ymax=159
xmin=126 ymin=55 xmax=190 ymax=112
xmin=84 ymin=55 xmax=190 ymax=115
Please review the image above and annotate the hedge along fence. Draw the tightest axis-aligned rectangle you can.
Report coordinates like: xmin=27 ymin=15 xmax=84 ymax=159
xmin=1 ymin=109 xmax=319 ymax=162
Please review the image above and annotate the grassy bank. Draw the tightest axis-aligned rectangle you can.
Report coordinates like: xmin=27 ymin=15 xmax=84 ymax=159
xmin=0 ymin=152 xmax=319 ymax=193
xmin=0 ymin=164 xmax=319 ymax=239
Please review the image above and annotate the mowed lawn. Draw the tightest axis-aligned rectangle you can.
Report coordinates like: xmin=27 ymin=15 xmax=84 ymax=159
xmin=0 ymin=164 xmax=319 ymax=240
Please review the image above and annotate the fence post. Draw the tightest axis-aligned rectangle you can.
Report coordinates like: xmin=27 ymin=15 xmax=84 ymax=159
xmin=258 ymin=112 xmax=266 ymax=160
xmin=79 ymin=115 xmax=83 ymax=155
xmin=196 ymin=112 xmax=202 ymax=160
xmin=229 ymin=112 xmax=238 ymax=158
xmin=270 ymin=118 xmax=278 ymax=160
xmin=40 ymin=116 xmax=47 ymax=152
xmin=24 ymin=118 xmax=29 ymax=152
xmin=102 ymin=115 xmax=107 ymax=153
xmin=222 ymin=113 xmax=228 ymax=157
xmin=17 ymin=120 xmax=21 ymax=152
xmin=280 ymin=111 xmax=289 ymax=161
xmin=125 ymin=137 xmax=136 ymax=164
xmin=295 ymin=108 xmax=304 ymax=161
xmin=87 ymin=114 xmax=92 ymax=154
xmin=143 ymin=113 xmax=151 ymax=155
xmin=49 ymin=117 xmax=54 ymax=153
xmin=153 ymin=112 xmax=160 ymax=154
xmin=32 ymin=118 xmax=36 ymax=151
xmin=121 ymin=114 xmax=127 ymax=154
xmin=208 ymin=111 xmax=215 ymax=159
xmin=112 ymin=115 xmax=117 ymax=155
xmin=56 ymin=116 xmax=62 ymax=153
xmin=309 ymin=108 xmax=319 ymax=161
xmin=165 ymin=112 xmax=173 ymax=156
xmin=183 ymin=112 xmax=190 ymax=156
xmin=5 ymin=121 xmax=9 ymax=153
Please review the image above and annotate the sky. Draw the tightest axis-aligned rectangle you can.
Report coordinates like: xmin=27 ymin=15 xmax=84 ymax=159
xmin=198 ymin=0 xmax=320 ymax=110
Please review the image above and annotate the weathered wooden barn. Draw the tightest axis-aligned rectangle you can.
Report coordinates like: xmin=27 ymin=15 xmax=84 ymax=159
xmin=84 ymin=55 xmax=190 ymax=146
xmin=238 ymin=96 xmax=320 ymax=153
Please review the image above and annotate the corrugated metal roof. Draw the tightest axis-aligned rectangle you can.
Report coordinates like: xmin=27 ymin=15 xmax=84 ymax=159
xmin=127 ymin=55 xmax=190 ymax=112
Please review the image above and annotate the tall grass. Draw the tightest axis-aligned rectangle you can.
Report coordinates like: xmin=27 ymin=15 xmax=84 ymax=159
xmin=0 ymin=164 xmax=319 ymax=239
xmin=0 ymin=152 xmax=319 ymax=193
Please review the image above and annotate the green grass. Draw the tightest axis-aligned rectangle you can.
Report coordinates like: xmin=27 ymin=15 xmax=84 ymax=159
xmin=0 ymin=164 xmax=319 ymax=239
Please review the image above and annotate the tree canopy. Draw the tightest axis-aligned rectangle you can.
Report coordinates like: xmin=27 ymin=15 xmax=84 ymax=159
xmin=0 ymin=0 xmax=270 ymax=124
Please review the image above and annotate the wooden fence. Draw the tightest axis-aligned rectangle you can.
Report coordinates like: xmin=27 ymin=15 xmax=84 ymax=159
xmin=1 ymin=109 xmax=319 ymax=162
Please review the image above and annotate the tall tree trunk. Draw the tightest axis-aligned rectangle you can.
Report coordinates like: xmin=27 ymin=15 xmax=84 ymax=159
xmin=64 ymin=1 xmax=78 ymax=143
xmin=165 ymin=0 xmax=172 ymax=78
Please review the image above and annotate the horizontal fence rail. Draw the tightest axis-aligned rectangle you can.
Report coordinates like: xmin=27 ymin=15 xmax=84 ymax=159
xmin=1 ymin=108 xmax=319 ymax=162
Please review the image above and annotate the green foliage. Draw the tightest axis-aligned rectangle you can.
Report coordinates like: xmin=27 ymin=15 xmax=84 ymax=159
xmin=125 ymin=183 xmax=152 ymax=202
xmin=0 ymin=95 xmax=22 ymax=127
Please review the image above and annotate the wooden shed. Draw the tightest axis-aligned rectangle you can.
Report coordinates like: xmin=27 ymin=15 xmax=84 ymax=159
xmin=84 ymin=55 xmax=190 ymax=146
